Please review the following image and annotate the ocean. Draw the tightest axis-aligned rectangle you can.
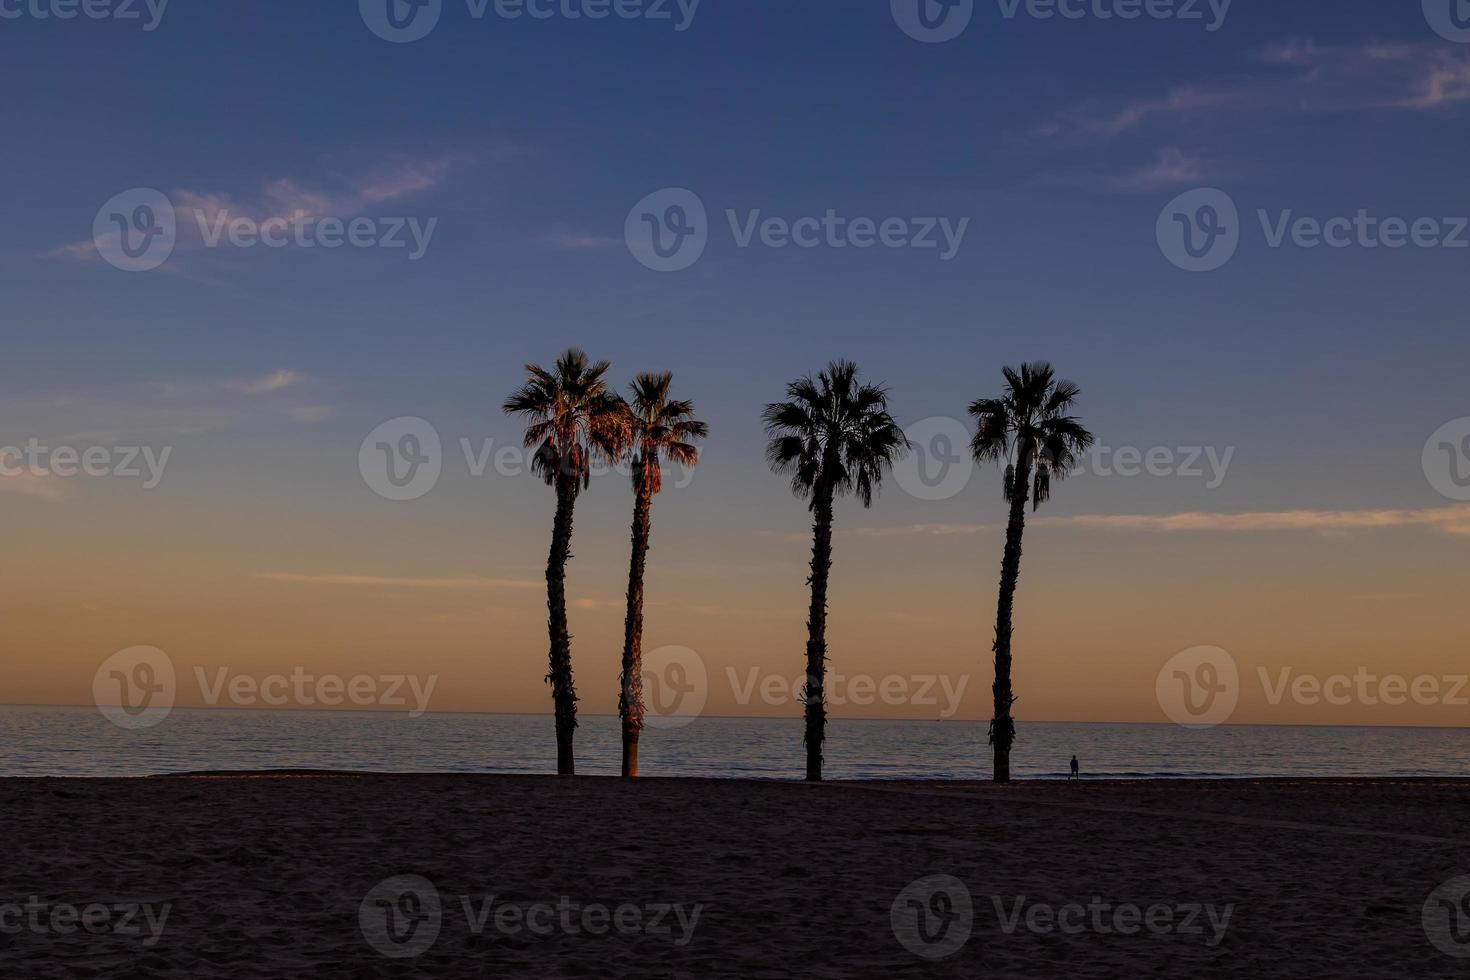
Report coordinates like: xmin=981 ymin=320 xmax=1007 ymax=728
xmin=3 ymin=706 xmax=1469 ymax=779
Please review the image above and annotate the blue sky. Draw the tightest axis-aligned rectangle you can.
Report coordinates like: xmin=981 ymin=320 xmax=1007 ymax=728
xmin=4 ymin=1 xmax=1470 ymax=721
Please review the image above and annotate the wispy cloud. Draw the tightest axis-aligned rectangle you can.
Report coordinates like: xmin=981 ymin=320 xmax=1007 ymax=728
xmin=1030 ymin=86 xmax=1243 ymax=143
xmin=1032 ymin=41 xmax=1470 ymax=145
xmin=1056 ymin=505 xmax=1470 ymax=535
xmin=1105 ymin=147 xmax=1210 ymax=193
xmin=843 ymin=505 xmax=1470 ymax=539
xmin=45 ymin=156 xmax=461 ymax=264
xmin=257 ymin=573 xmax=541 ymax=591
xmin=0 ymin=455 xmax=68 ymax=502
xmin=224 ymin=369 xmax=307 ymax=395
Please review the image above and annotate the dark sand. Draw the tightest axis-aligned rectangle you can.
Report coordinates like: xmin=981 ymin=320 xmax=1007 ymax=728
xmin=2 ymin=775 xmax=1468 ymax=977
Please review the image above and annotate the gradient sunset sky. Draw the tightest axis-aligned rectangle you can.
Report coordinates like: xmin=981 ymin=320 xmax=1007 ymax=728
xmin=4 ymin=0 xmax=1469 ymax=727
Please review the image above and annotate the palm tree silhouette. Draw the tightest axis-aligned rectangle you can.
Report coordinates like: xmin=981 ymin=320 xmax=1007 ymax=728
xmin=503 ymin=349 xmax=629 ymax=775
xmin=617 ymin=372 xmax=708 ymax=778
xmin=763 ymin=361 xmax=908 ymax=782
xmin=969 ymin=363 xmax=1093 ymax=783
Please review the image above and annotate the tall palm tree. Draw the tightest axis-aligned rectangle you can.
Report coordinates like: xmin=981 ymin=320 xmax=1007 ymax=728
xmin=763 ymin=361 xmax=908 ymax=782
xmin=617 ymin=372 xmax=708 ymax=778
xmin=969 ymin=362 xmax=1093 ymax=783
xmin=503 ymin=349 xmax=629 ymax=776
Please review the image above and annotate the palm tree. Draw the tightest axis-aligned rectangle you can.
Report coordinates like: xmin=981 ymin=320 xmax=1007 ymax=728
xmin=969 ymin=363 xmax=1094 ymax=783
xmin=763 ymin=361 xmax=908 ymax=782
xmin=503 ymin=349 xmax=629 ymax=775
xmin=617 ymin=372 xmax=708 ymax=778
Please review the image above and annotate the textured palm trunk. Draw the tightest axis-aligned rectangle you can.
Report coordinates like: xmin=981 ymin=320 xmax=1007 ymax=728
xmin=803 ymin=483 xmax=835 ymax=782
xmin=619 ymin=467 xmax=653 ymax=778
xmin=990 ymin=454 xmax=1031 ymax=784
xmin=546 ymin=478 xmax=578 ymax=776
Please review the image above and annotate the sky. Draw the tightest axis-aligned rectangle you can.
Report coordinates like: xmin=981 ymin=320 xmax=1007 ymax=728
xmin=3 ymin=0 xmax=1469 ymax=728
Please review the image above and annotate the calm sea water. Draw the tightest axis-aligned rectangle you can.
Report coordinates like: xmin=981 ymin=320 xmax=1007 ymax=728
xmin=3 ymin=706 xmax=1469 ymax=779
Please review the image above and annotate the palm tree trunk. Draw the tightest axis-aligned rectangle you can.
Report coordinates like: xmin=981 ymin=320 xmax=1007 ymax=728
xmin=991 ymin=456 xmax=1031 ymax=784
xmin=546 ymin=478 xmax=578 ymax=776
xmin=803 ymin=483 xmax=835 ymax=782
xmin=619 ymin=470 xmax=653 ymax=778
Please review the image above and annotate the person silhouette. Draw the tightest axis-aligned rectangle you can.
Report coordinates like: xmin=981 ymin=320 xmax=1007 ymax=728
xmin=1069 ymin=755 xmax=1080 ymax=780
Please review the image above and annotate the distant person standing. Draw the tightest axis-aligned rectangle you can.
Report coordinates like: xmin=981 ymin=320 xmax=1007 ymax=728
xmin=1069 ymin=755 xmax=1080 ymax=780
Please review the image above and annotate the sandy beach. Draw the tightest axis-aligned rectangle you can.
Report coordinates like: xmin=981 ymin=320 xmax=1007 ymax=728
xmin=2 ymin=774 xmax=1467 ymax=978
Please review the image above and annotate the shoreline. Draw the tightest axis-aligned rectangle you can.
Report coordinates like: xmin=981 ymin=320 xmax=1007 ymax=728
xmin=5 ymin=769 xmax=1470 ymax=783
